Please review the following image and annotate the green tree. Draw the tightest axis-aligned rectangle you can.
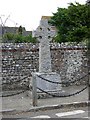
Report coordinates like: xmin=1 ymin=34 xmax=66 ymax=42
xmin=18 ymin=25 xmax=23 ymax=35
xmin=14 ymin=34 xmax=24 ymax=43
xmin=49 ymin=2 xmax=90 ymax=43
xmin=24 ymin=34 xmax=37 ymax=43
xmin=3 ymin=33 xmax=15 ymax=42
xmin=3 ymin=33 xmax=37 ymax=43
xmin=14 ymin=33 xmax=37 ymax=43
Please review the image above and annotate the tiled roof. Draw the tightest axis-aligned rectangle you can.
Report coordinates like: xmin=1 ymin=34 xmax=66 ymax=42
xmin=51 ymin=26 xmax=56 ymax=31
xmin=41 ymin=16 xmax=52 ymax=19
xmin=41 ymin=16 xmax=56 ymax=31
xmin=0 ymin=26 xmax=31 ymax=36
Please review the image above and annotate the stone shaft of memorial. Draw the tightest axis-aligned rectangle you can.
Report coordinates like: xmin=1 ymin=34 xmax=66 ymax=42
xmin=39 ymin=38 xmax=52 ymax=73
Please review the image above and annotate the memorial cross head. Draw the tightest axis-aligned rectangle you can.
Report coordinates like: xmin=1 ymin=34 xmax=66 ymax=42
xmin=33 ymin=26 xmax=56 ymax=42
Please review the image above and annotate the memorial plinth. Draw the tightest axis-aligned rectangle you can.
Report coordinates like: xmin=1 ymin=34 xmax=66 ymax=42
xmin=32 ymin=72 xmax=61 ymax=92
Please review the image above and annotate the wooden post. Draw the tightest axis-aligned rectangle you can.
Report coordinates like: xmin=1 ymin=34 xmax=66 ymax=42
xmin=88 ymin=56 xmax=90 ymax=104
xmin=87 ymin=38 xmax=90 ymax=107
xmin=32 ymin=75 xmax=37 ymax=106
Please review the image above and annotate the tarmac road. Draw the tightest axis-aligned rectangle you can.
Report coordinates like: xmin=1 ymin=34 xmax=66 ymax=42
xmin=1 ymin=85 xmax=89 ymax=119
xmin=2 ymin=106 xmax=89 ymax=119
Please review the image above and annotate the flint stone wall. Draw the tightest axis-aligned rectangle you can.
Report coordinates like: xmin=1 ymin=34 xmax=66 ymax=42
xmin=1 ymin=43 xmax=88 ymax=90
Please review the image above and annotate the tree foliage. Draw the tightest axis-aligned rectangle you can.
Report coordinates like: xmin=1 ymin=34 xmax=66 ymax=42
xmin=18 ymin=25 xmax=23 ymax=35
xmin=49 ymin=2 xmax=90 ymax=43
xmin=3 ymin=33 xmax=37 ymax=43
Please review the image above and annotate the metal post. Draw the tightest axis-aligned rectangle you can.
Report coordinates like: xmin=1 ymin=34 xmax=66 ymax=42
xmin=32 ymin=74 xmax=37 ymax=106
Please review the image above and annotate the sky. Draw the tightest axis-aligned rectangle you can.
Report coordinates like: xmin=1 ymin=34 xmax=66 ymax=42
xmin=0 ymin=0 xmax=86 ymax=31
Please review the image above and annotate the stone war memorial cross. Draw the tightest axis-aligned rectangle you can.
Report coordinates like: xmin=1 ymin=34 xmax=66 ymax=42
xmin=33 ymin=18 xmax=56 ymax=73
xmin=32 ymin=16 xmax=62 ymax=98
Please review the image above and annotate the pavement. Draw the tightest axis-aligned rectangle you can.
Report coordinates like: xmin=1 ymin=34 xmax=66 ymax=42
xmin=1 ymin=85 xmax=89 ymax=114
